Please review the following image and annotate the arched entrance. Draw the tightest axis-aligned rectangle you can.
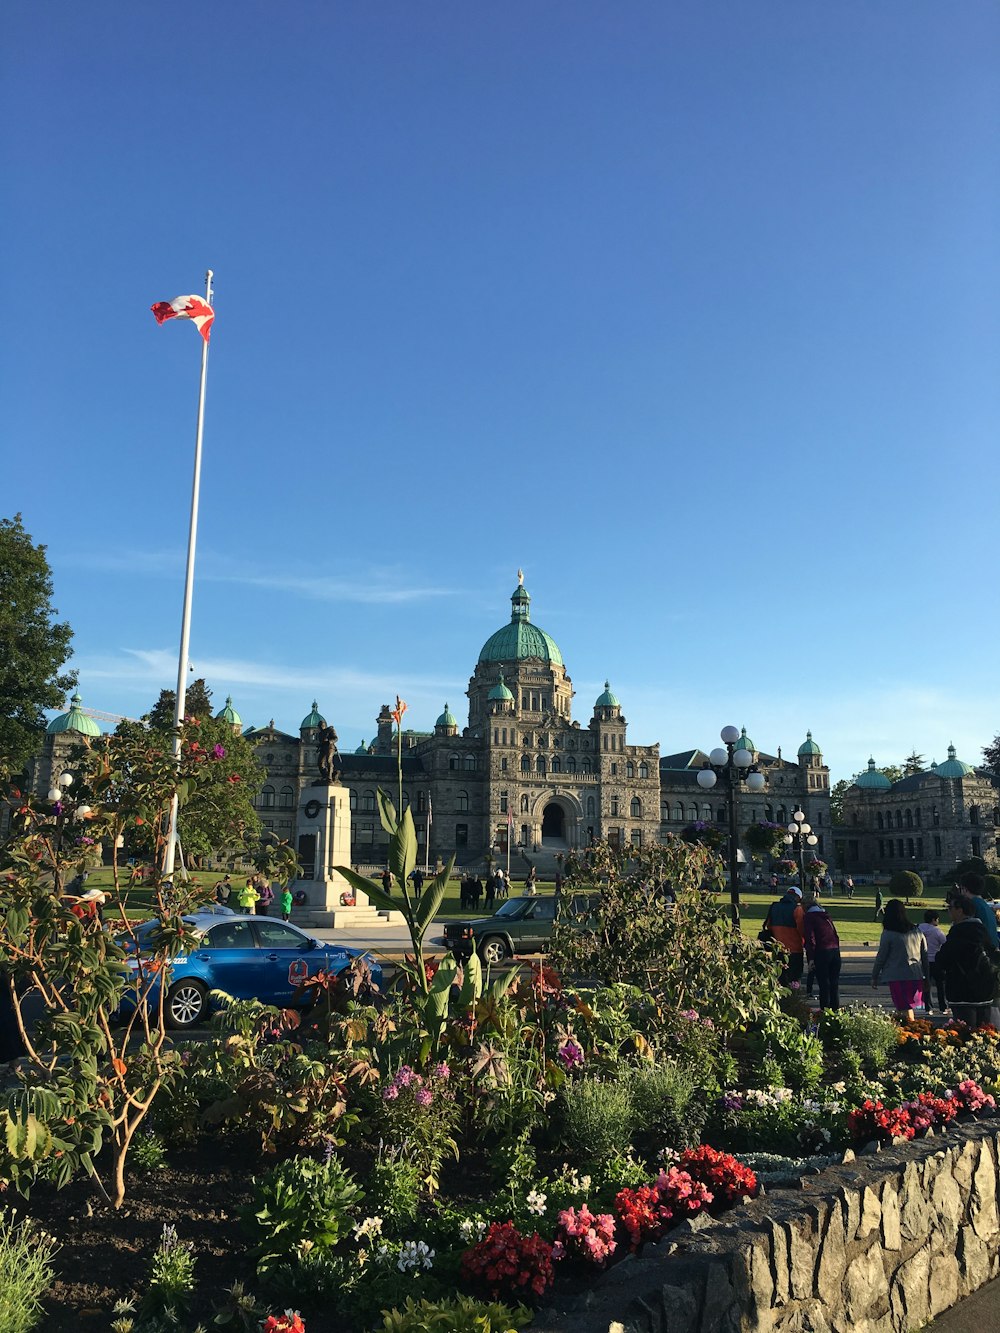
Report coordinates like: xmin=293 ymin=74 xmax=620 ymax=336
xmin=541 ymin=802 xmax=565 ymax=843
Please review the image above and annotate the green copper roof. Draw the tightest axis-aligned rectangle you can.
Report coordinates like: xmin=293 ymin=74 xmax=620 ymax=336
xmin=935 ymin=743 xmax=975 ymax=779
xmin=735 ymin=726 xmax=755 ymax=755
xmin=215 ymin=695 xmax=242 ymax=727
xmin=798 ymin=730 xmax=821 ymax=756
xmin=46 ymin=693 xmax=101 ymax=738
xmin=856 ymin=757 xmax=892 ymax=790
xmin=595 ymin=681 xmax=620 ymax=709
xmin=478 ymin=576 xmax=564 ymax=667
xmin=436 ymin=703 xmax=459 ymax=728
xmin=300 ymin=701 xmax=325 ymax=730
xmin=355 ymin=738 xmax=368 ymax=754
xmin=488 ymin=671 xmax=514 ymax=702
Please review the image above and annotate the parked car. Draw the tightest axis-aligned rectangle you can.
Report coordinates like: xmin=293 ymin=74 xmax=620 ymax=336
xmin=443 ymin=893 xmax=599 ymax=965
xmin=115 ymin=911 xmax=383 ymax=1029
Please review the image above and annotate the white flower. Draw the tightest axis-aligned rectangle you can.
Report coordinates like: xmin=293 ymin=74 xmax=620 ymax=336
xmin=397 ymin=1239 xmax=435 ymax=1272
xmin=458 ymin=1217 xmax=487 ymax=1242
xmin=526 ymin=1188 xmax=547 ymax=1216
xmin=353 ymin=1216 xmax=384 ymax=1243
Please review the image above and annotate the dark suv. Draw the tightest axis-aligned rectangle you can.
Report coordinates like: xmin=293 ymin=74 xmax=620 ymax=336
xmin=443 ymin=893 xmax=598 ymax=965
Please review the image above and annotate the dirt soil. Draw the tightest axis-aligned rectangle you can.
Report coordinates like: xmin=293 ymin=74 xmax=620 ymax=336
xmin=21 ymin=1139 xmax=259 ymax=1331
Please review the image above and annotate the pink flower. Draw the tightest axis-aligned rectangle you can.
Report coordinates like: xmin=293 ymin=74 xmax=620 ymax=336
xmin=382 ymin=1084 xmax=399 ymax=1101
xmin=415 ymin=1087 xmax=433 ymax=1108
xmin=213 ymin=743 xmax=226 ymax=759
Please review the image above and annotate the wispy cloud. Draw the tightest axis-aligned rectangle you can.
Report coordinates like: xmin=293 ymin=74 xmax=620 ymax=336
xmin=205 ymin=570 xmax=457 ymax=605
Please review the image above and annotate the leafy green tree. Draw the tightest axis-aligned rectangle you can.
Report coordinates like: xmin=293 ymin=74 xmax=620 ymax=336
xmin=0 ymin=515 xmax=76 ymax=770
xmin=879 ymin=764 xmax=903 ymax=785
xmin=889 ymin=869 xmax=924 ymax=900
xmin=145 ymin=678 xmax=214 ymax=730
xmin=902 ymin=751 xmax=926 ymax=777
xmin=982 ymin=735 xmax=1000 ymax=780
xmin=829 ymin=778 xmax=851 ymax=825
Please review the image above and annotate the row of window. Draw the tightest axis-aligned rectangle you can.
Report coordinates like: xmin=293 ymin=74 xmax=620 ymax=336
xmin=873 ymin=805 xmax=1000 ymax=831
xmin=659 ymin=803 xmax=823 ymax=828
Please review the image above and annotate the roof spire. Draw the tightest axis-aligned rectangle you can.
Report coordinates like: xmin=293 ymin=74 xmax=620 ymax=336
xmin=517 ymin=568 xmax=524 ymax=585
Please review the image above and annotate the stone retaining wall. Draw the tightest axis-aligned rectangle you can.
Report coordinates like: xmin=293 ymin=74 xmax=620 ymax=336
xmin=534 ymin=1119 xmax=1000 ymax=1333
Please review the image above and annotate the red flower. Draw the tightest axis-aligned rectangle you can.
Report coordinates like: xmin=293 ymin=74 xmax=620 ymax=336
xmin=227 ymin=773 xmax=241 ymax=784
xmin=262 ymin=1314 xmax=305 ymax=1333
xmin=677 ymin=1146 xmax=757 ymax=1209
xmin=390 ymin=695 xmax=408 ymax=726
xmin=461 ymin=1222 xmax=557 ymax=1300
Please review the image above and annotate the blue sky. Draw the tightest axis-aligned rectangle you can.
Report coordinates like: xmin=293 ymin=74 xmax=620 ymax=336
xmin=4 ymin=1 xmax=998 ymax=781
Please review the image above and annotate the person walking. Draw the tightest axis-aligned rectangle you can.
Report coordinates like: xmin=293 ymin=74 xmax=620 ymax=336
xmin=237 ymin=879 xmax=257 ymax=915
xmin=918 ymin=909 xmax=948 ymax=1014
xmin=280 ymin=885 xmax=293 ymax=922
xmin=801 ymin=895 xmax=842 ymax=1010
xmin=381 ymin=867 xmax=393 ymax=898
xmin=255 ymin=876 xmax=274 ymax=916
xmin=472 ymin=873 xmax=484 ymax=909
xmin=845 ymin=876 xmax=855 ymax=899
xmin=938 ymin=893 xmax=998 ymax=1029
xmin=872 ymin=899 xmax=928 ymax=1021
xmin=484 ymin=872 xmax=497 ymax=911
xmin=410 ymin=867 xmax=425 ymax=901
xmin=763 ymin=886 xmax=806 ymax=986
xmin=874 ymin=885 xmax=883 ymax=920
xmin=214 ymin=874 xmax=232 ymax=906
xmin=956 ymin=872 xmax=1000 ymax=949
xmin=495 ymin=867 xmax=508 ymax=901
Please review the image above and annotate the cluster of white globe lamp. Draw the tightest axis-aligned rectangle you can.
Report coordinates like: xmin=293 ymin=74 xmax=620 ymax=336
xmin=785 ymin=812 xmax=819 ymax=849
xmin=47 ymin=771 xmax=92 ymax=820
xmin=696 ymin=725 xmax=767 ymax=792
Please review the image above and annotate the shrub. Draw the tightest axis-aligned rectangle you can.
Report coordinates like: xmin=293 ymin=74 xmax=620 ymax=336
xmin=889 ymin=870 xmax=924 ymax=900
xmin=461 ymin=1222 xmax=557 ymax=1301
xmin=556 ymin=1078 xmax=633 ymax=1171
xmin=0 ymin=1208 xmax=59 ymax=1333
xmin=820 ymin=1006 xmax=899 ymax=1076
xmin=375 ymin=1063 xmax=459 ymax=1193
xmin=242 ymin=1154 xmax=364 ymax=1274
xmin=137 ymin=1224 xmax=197 ymax=1324
xmin=367 ymin=1150 xmax=423 ymax=1232
xmin=630 ymin=1061 xmax=707 ymax=1155
xmin=379 ymin=1294 xmax=532 ymax=1332
xmin=750 ymin=1014 xmax=824 ymax=1093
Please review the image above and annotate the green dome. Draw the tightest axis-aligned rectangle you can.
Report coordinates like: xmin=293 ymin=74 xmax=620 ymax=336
xmin=436 ymin=703 xmax=459 ymax=729
xmin=855 ymin=757 xmax=892 ymax=790
xmin=798 ymin=730 xmax=821 ymax=757
xmin=355 ymin=738 xmax=368 ymax=754
xmin=300 ymin=701 xmax=325 ymax=730
xmin=735 ymin=726 xmax=755 ymax=755
xmin=595 ymin=681 xmax=620 ymax=709
xmin=46 ymin=693 xmax=101 ymax=738
xmin=488 ymin=671 xmax=514 ymax=702
xmin=935 ymin=743 xmax=975 ymax=779
xmin=478 ymin=575 xmax=564 ymax=667
xmin=215 ymin=695 xmax=242 ymax=727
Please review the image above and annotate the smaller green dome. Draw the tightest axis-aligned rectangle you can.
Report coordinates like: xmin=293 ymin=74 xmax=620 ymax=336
xmin=856 ymin=757 xmax=892 ymax=790
xmin=798 ymin=730 xmax=821 ymax=757
xmin=595 ymin=680 xmax=620 ymax=709
xmin=735 ymin=726 xmax=755 ymax=755
xmin=215 ymin=695 xmax=242 ymax=727
xmin=355 ymin=738 xmax=367 ymax=754
xmin=46 ymin=693 xmax=101 ymax=738
xmin=436 ymin=703 xmax=458 ymax=729
xmin=934 ymin=743 xmax=975 ymax=779
xmin=300 ymin=701 xmax=325 ymax=730
xmin=488 ymin=670 xmax=514 ymax=703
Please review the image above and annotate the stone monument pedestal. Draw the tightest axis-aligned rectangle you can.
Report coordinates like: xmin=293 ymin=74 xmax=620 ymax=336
xmin=291 ymin=782 xmax=404 ymax=929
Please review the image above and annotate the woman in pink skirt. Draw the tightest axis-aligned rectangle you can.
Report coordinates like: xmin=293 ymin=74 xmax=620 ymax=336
xmin=872 ymin=898 xmax=929 ymax=1021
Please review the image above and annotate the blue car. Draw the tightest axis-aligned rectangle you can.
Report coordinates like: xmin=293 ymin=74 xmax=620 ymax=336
xmin=117 ymin=911 xmax=383 ymax=1030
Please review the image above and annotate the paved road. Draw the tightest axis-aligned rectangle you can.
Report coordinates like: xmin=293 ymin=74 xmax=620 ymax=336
xmin=923 ymin=1277 xmax=1000 ymax=1331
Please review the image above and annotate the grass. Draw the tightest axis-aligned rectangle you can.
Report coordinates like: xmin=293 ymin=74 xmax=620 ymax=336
xmin=78 ymin=867 xmax=954 ymax=942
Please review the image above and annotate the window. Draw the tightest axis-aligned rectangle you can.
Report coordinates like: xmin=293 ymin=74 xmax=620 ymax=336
xmin=907 ymin=837 xmax=915 ymax=856
xmin=551 ymin=756 xmax=561 ymax=773
xmin=877 ymin=812 xmax=884 ymax=830
xmin=360 ymin=823 xmax=374 ymax=844
xmin=417 ymin=791 xmax=427 ymax=813
xmin=610 ymin=796 xmax=619 ymax=816
xmin=501 ymin=757 xmax=508 ymax=771
xmin=520 ymin=824 xmax=529 ymax=845
xmin=279 ymin=786 xmax=293 ymax=809
xmin=972 ymin=836 xmax=982 ymax=858
xmin=457 ymin=790 xmax=469 ymax=812
xmin=566 ymin=756 xmax=576 ymax=773
xmin=493 ymin=729 xmax=498 ymax=745
xmin=499 ymin=792 xmax=508 ymax=813
xmin=586 ymin=797 xmax=595 ymax=818
xmin=689 ymin=804 xmax=699 ymax=821
xmin=261 ymin=786 xmax=275 ymax=808
xmin=449 ymin=754 xmax=459 ymax=771
xmin=630 ymin=797 xmax=642 ymax=818
xmin=932 ymin=806 xmax=940 ymax=826
xmin=521 ymin=795 xmax=530 ymax=813
xmin=915 ymin=808 xmax=922 ymax=827
xmin=905 ymin=809 xmax=913 ymax=828
xmin=456 ymin=824 xmax=468 ymax=847
xmin=702 ymin=804 xmax=712 ymax=821
xmin=603 ymin=736 xmax=608 ymax=752
xmin=362 ymin=790 xmax=375 ymax=812
xmin=630 ymin=829 xmax=643 ymax=849
xmin=521 ymin=755 xmax=531 ymax=772
xmin=717 ymin=806 xmax=726 ymax=824
xmin=256 ymin=919 xmax=306 ymax=949
xmin=934 ymin=835 xmax=942 ymax=856
xmin=536 ymin=757 xmax=546 ymax=775
xmin=610 ymin=763 xmax=618 ymax=776
xmin=672 ymin=803 xmax=683 ymax=821
xmin=897 ymin=838 xmax=904 ymax=858
xmin=582 ymin=758 xmax=592 ymax=774
xmin=970 ymin=805 xmax=980 ymax=826
xmin=349 ymin=789 xmax=357 ymax=810
xmin=627 ymin=761 xmax=635 ymax=779
xmin=464 ymin=754 xmax=476 ymax=772
xmin=205 ymin=920 xmax=255 ymax=950
xmin=502 ymin=728 xmax=507 ymax=745
xmin=894 ymin=810 xmax=902 ymax=829
xmin=776 ymin=808 xmax=786 ymax=824
xmin=639 ymin=763 xmax=649 ymax=779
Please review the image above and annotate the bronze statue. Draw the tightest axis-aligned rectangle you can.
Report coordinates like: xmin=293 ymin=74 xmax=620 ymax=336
xmin=317 ymin=723 xmax=341 ymax=782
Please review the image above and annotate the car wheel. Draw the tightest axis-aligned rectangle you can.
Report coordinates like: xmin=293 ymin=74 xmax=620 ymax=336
xmin=480 ymin=936 xmax=509 ymax=966
xmin=164 ymin=979 xmax=208 ymax=1030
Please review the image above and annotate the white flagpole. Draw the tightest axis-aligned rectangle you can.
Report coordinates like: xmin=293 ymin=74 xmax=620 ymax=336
xmin=424 ymin=794 xmax=431 ymax=874
xmin=163 ymin=269 xmax=213 ymax=884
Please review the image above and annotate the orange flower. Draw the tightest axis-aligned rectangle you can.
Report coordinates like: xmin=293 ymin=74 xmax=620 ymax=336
xmin=227 ymin=773 xmax=241 ymax=783
xmin=390 ymin=695 xmax=408 ymax=726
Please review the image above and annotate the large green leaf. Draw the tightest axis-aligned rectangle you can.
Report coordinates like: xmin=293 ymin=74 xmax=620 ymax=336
xmin=376 ymin=788 xmax=398 ymax=837
xmin=334 ymin=866 xmax=412 ymax=926
xmin=387 ymin=805 xmax=418 ymax=891
xmin=413 ymin=856 xmax=456 ymax=940
xmin=459 ymin=949 xmax=483 ymax=1007
xmin=424 ymin=954 xmax=458 ymax=1028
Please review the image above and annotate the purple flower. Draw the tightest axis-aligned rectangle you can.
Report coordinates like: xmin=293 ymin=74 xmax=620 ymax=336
xmin=433 ymin=1062 xmax=450 ymax=1080
xmin=213 ymin=743 xmax=226 ymax=759
xmin=558 ymin=1039 xmax=584 ymax=1072
xmin=382 ymin=1084 xmax=399 ymax=1101
xmin=720 ymin=1093 xmax=743 ymax=1112
xmin=680 ymin=1009 xmax=700 ymax=1022
xmin=396 ymin=1064 xmax=414 ymax=1087
xmin=415 ymin=1087 xmax=433 ymax=1108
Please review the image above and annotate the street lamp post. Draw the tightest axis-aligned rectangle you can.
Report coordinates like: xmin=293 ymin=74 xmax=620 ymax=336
xmin=784 ymin=809 xmax=819 ymax=892
xmin=698 ymin=725 xmax=766 ymax=927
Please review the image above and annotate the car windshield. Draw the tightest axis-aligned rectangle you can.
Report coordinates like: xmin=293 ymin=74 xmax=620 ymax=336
xmin=493 ymin=899 xmax=531 ymax=920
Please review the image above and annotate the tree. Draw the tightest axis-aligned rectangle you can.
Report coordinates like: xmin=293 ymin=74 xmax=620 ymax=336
xmin=145 ymin=678 xmax=214 ymax=731
xmin=902 ymin=752 xmax=926 ymax=777
xmin=0 ymin=515 xmax=76 ymax=769
xmin=829 ymin=779 xmax=851 ymax=825
xmin=889 ymin=869 xmax=924 ymax=901
xmin=879 ymin=764 xmax=903 ymax=785
xmin=982 ymin=735 xmax=1000 ymax=780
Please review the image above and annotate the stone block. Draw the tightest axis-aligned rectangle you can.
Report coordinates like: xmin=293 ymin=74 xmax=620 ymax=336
xmin=839 ymin=1185 xmax=860 ymax=1242
xmin=857 ymin=1184 xmax=881 ymax=1239
xmin=730 ymin=1230 xmax=773 ymax=1314
xmin=770 ymin=1221 xmax=790 ymax=1306
xmin=971 ymin=1141 xmax=998 ymax=1241
xmin=658 ymin=1282 xmax=698 ymax=1333
xmin=956 ymin=1222 xmax=991 ymax=1293
xmin=699 ymin=1260 xmax=736 ymax=1333
xmin=928 ymin=1249 xmax=962 ymax=1318
xmin=815 ymin=1198 xmax=846 ymax=1307
xmin=899 ymin=1160 xmax=932 ymax=1243
xmin=783 ymin=1214 xmax=816 ymax=1301
xmin=843 ymin=1248 xmax=884 ymax=1323
xmin=931 ymin=1168 xmax=963 ymax=1244
xmin=879 ymin=1180 xmax=901 ymax=1250
xmin=889 ymin=1241 xmax=930 ymax=1330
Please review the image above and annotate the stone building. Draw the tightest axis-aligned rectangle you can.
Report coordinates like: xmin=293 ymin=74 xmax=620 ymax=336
xmin=837 ymin=747 xmax=999 ymax=879
xmin=658 ymin=728 xmax=833 ymax=862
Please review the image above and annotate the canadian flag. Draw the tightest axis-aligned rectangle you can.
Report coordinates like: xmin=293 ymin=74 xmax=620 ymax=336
xmin=150 ymin=295 xmax=215 ymax=343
